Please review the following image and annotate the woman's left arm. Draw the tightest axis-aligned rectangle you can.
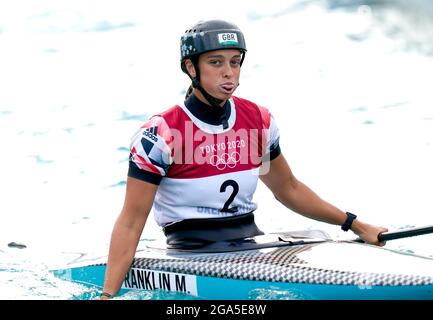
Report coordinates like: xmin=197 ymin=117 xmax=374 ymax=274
xmin=259 ymin=153 xmax=388 ymax=245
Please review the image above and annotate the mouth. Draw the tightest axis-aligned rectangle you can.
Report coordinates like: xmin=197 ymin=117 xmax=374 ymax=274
xmin=220 ymin=83 xmax=236 ymax=94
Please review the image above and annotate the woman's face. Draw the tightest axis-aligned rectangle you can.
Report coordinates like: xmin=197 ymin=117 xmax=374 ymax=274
xmin=188 ymin=49 xmax=242 ymax=104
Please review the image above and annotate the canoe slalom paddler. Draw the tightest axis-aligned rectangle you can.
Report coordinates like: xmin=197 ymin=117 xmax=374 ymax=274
xmin=100 ymin=19 xmax=388 ymax=299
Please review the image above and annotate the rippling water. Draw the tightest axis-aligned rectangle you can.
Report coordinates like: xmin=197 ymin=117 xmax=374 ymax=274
xmin=1 ymin=0 xmax=433 ymax=299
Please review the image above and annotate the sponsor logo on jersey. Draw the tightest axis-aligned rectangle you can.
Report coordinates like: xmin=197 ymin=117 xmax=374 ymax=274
xmin=218 ymin=33 xmax=238 ymax=45
xmin=143 ymin=126 xmax=158 ymax=142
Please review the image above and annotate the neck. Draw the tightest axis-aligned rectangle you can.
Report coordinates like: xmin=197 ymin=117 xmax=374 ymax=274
xmin=193 ymin=89 xmax=226 ymax=107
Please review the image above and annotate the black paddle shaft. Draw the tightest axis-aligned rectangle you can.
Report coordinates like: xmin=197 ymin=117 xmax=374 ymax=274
xmin=378 ymin=225 xmax=433 ymax=242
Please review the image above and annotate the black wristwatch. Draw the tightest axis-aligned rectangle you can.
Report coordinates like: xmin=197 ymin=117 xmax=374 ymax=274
xmin=341 ymin=212 xmax=357 ymax=232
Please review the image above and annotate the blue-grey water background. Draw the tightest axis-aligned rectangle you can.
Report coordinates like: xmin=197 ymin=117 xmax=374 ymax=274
xmin=1 ymin=0 xmax=433 ymax=299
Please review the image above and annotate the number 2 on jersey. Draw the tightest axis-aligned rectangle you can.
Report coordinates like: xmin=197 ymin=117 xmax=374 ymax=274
xmin=220 ymin=180 xmax=239 ymax=213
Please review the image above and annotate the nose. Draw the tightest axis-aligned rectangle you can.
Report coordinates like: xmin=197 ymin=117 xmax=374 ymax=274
xmin=222 ymin=61 xmax=234 ymax=78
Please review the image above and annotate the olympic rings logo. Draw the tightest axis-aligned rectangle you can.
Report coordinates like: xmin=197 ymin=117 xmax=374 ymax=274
xmin=209 ymin=152 xmax=241 ymax=170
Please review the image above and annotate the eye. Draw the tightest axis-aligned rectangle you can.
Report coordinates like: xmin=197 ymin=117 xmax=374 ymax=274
xmin=230 ymin=59 xmax=241 ymax=66
xmin=209 ymin=59 xmax=222 ymax=65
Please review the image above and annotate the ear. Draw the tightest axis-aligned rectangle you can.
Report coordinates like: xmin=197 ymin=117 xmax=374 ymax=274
xmin=184 ymin=59 xmax=196 ymax=78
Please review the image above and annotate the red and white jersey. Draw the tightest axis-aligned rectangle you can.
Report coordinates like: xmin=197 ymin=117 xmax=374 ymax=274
xmin=129 ymin=95 xmax=280 ymax=227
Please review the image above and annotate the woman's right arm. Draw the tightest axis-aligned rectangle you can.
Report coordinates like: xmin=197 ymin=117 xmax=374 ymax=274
xmin=101 ymin=176 xmax=158 ymax=299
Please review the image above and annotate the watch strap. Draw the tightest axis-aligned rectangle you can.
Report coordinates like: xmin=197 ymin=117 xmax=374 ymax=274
xmin=341 ymin=212 xmax=357 ymax=232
